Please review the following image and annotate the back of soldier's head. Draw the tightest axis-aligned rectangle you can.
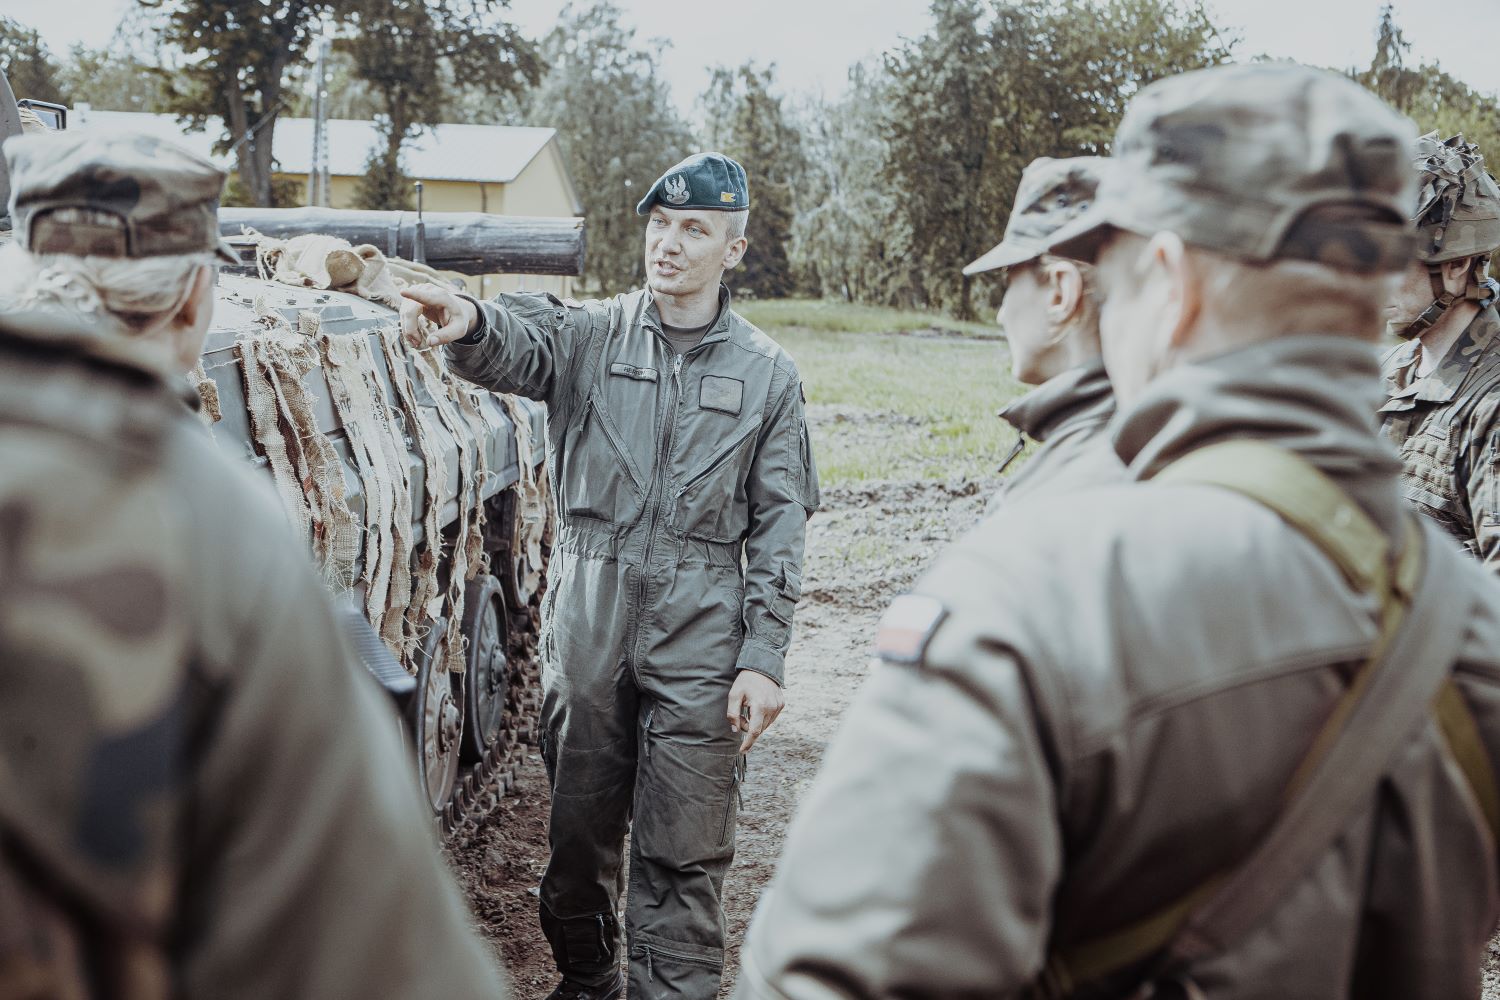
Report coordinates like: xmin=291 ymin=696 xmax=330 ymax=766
xmin=1045 ymin=63 xmax=1417 ymax=400
xmin=0 ymin=130 xmax=235 ymax=354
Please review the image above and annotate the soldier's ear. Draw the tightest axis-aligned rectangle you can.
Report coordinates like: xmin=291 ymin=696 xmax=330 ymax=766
xmin=1045 ymin=260 xmax=1085 ymax=326
xmin=722 ymin=233 xmax=748 ymax=271
xmin=1145 ymin=231 xmax=1202 ymax=353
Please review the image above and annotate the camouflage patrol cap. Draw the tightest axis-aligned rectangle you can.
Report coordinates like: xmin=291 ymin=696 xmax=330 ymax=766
xmin=1047 ymin=63 xmax=1418 ymax=274
xmin=964 ymin=156 xmax=1102 ymax=275
xmin=636 ymin=152 xmax=750 ymax=215
xmin=4 ymin=130 xmax=238 ymax=264
xmin=1411 ymin=133 xmax=1500 ymax=262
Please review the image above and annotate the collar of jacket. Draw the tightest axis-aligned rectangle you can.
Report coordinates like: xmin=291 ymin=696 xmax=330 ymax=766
xmin=0 ymin=307 xmax=174 ymax=387
xmin=1113 ymin=334 xmax=1406 ymax=537
xmin=1380 ymin=301 xmax=1500 ymax=410
xmin=640 ymin=283 xmax=736 ymax=348
xmin=998 ymin=357 xmax=1114 ymax=444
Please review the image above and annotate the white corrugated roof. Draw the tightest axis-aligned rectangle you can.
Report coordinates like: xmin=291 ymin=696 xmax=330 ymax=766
xmin=71 ymin=109 xmax=558 ymax=185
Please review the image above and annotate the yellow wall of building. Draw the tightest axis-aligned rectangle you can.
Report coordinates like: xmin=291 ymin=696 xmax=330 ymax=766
xmin=271 ymin=141 xmax=578 ymax=299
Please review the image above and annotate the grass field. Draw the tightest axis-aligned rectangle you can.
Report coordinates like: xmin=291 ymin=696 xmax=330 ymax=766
xmin=739 ymin=299 xmax=1030 ymax=486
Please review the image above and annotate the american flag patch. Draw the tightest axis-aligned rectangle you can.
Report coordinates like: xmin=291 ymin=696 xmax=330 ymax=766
xmin=874 ymin=594 xmax=947 ymax=665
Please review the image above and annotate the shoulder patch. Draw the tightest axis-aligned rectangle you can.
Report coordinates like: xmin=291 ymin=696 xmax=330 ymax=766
xmin=875 ymin=594 xmax=948 ymax=665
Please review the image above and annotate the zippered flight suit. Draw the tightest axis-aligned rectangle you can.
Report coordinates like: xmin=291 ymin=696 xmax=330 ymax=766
xmin=447 ymin=284 xmax=818 ymax=998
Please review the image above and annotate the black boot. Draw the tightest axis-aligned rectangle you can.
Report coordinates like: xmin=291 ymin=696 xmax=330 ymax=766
xmin=543 ymin=970 xmax=623 ymax=1000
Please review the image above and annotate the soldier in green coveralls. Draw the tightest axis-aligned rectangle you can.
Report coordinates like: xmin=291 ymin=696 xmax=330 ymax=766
xmin=401 ymin=152 xmax=819 ymax=1000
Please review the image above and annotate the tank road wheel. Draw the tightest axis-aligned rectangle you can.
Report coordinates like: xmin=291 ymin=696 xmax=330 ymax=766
xmin=499 ymin=494 xmax=538 ymax=614
xmin=461 ymin=574 xmax=509 ymax=762
xmin=413 ymin=617 xmax=465 ymax=816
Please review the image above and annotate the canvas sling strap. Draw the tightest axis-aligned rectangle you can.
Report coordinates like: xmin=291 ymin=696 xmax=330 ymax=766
xmin=1031 ymin=438 xmax=1500 ymax=999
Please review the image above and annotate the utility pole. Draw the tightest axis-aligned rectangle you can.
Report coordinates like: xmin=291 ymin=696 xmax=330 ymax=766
xmin=307 ymin=35 xmax=331 ymax=207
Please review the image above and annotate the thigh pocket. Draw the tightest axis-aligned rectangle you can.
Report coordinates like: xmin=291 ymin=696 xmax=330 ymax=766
xmin=635 ymin=739 xmax=739 ymax=864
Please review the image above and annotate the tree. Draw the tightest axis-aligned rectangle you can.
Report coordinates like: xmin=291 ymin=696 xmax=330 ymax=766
xmin=55 ymin=45 xmax=173 ymax=113
xmin=879 ymin=0 xmax=1233 ymax=317
xmin=522 ymin=2 xmax=696 ymax=292
xmin=1354 ymin=5 xmax=1500 ymax=160
xmin=699 ymin=63 xmax=805 ymax=298
xmin=0 ymin=17 xmax=65 ymax=104
xmin=340 ymin=0 xmax=541 ymax=211
xmin=140 ymin=0 xmax=337 ymax=206
xmin=790 ymin=65 xmax=907 ymax=302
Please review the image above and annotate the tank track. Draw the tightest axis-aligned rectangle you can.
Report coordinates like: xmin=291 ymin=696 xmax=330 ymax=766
xmin=441 ymin=572 xmax=546 ymax=847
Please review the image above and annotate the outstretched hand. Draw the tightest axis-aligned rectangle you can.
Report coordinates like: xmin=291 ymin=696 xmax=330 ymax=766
xmin=399 ymin=282 xmax=479 ymax=350
xmin=727 ymin=670 xmax=785 ymax=754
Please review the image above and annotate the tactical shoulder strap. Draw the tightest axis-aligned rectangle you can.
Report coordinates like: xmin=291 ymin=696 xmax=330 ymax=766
xmin=1034 ymin=439 xmax=1498 ymax=997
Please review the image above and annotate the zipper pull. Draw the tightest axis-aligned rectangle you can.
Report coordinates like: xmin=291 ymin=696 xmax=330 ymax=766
xmin=673 ymin=353 xmax=684 ymax=379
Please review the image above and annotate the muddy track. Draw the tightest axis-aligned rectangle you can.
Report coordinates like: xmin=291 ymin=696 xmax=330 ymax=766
xmin=448 ymin=476 xmax=1000 ymax=997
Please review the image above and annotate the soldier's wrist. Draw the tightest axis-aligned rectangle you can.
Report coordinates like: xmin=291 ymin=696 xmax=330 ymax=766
xmin=453 ymin=294 xmax=485 ymax=345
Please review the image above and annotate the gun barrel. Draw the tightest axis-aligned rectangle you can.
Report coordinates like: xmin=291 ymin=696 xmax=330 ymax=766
xmin=219 ymin=208 xmax=586 ymax=277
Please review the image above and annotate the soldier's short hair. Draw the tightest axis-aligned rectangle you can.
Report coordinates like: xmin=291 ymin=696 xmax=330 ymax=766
xmin=1099 ymin=229 xmax=1396 ymax=343
xmin=724 ymin=210 xmax=749 ymax=241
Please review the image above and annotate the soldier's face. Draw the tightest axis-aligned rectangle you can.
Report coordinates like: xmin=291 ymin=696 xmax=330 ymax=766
xmin=998 ymin=263 xmax=1050 ymax=383
xmin=644 ymin=207 xmax=747 ymax=298
xmin=1384 ymin=258 xmax=1474 ymax=336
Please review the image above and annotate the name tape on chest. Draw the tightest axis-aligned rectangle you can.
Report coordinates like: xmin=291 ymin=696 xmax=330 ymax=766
xmin=609 ymin=362 xmax=659 ymax=382
xmin=874 ymin=594 xmax=948 ymax=665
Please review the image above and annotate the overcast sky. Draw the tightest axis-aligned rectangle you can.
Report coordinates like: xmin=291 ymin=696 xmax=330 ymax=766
xmin=4 ymin=0 xmax=1497 ymax=116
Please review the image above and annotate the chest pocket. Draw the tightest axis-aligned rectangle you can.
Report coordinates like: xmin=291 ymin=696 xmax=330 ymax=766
xmin=559 ymin=394 xmax=645 ymax=525
xmin=673 ymin=416 xmax=762 ymax=543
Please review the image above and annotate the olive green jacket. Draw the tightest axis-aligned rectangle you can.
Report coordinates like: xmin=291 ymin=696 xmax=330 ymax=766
xmin=0 ymin=311 xmax=506 ymax=1000
xmin=1380 ymin=301 xmax=1500 ymax=571
xmin=991 ymin=358 xmax=1120 ymax=510
xmin=448 ymin=286 xmax=818 ymax=685
xmin=740 ymin=336 xmax=1500 ymax=999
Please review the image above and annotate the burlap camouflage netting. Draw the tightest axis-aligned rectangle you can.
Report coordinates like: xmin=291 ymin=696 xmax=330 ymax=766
xmin=229 ymin=243 xmax=547 ymax=674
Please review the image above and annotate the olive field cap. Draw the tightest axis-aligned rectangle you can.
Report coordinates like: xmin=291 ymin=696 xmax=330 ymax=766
xmin=636 ymin=152 xmax=749 ymax=215
xmin=963 ymin=156 xmax=1103 ymax=276
xmin=4 ymin=130 xmax=238 ymax=264
xmin=1411 ymin=132 xmax=1500 ymax=263
xmin=1046 ymin=63 xmax=1418 ymax=274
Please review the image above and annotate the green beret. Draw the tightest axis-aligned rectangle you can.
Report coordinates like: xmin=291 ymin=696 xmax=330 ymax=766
xmin=636 ymin=152 xmax=749 ymax=215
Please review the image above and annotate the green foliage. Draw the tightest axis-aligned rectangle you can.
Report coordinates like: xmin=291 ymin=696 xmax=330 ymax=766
xmin=876 ymin=0 xmax=1232 ymax=318
xmin=1354 ymin=5 xmax=1500 ymax=160
xmin=55 ymin=45 xmax=173 ymax=113
xmin=0 ymin=17 xmax=65 ymax=104
xmin=351 ymin=146 xmax=413 ymax=211
xmin=339 ymin=0 xmax=540 ymax=212
xmin=699 ymin=63 xmax=804 ymax=299
xmin=521 ymin=2 xmax=695 ymax=292
xmin=139 ymin=0 xmax=336 ymax=206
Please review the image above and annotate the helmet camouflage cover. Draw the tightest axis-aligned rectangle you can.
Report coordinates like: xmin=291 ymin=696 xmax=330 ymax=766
xmin=1411 ymin=132 xmax=1500 ymax=263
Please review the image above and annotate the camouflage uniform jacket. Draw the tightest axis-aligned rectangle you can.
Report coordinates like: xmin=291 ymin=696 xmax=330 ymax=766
xmin=0 ymin=311 xmax=506 ymax=1000
xmin=1379 ymin=301 xmax=1500 ymax=570
xmin=739 ymin=336 xmax=1500 ymax=999
xmin=991 ymin=358 xmax=1120 ymax=510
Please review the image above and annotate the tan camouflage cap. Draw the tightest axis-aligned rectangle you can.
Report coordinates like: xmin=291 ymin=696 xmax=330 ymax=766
xmin=1411 ymin=132 xmax=1500 ymax=262
xmin=1047 ymin=63 xmax=1418 ymax=274
xmin=4 ymin=130 xmax=237 ymax=264
xmin=963 ymin=156 xmax=1102 ymax=276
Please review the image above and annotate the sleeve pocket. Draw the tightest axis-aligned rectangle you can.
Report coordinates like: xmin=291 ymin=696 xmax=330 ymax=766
xmin=769 ymin=563 xmax=802 ymax=624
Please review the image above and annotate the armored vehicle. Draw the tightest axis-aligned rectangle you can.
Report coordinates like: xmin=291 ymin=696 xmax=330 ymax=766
xmin=0 ymin=72 xmax=583 ymax=840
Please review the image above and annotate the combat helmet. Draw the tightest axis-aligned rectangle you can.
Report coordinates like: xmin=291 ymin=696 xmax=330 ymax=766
xmin=1401 ymin=132 xmax=1500 ymax=338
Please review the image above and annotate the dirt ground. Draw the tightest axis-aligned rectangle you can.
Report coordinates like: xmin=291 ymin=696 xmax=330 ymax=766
xmin=449 ymin=407 xmax=1002 ymax=998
